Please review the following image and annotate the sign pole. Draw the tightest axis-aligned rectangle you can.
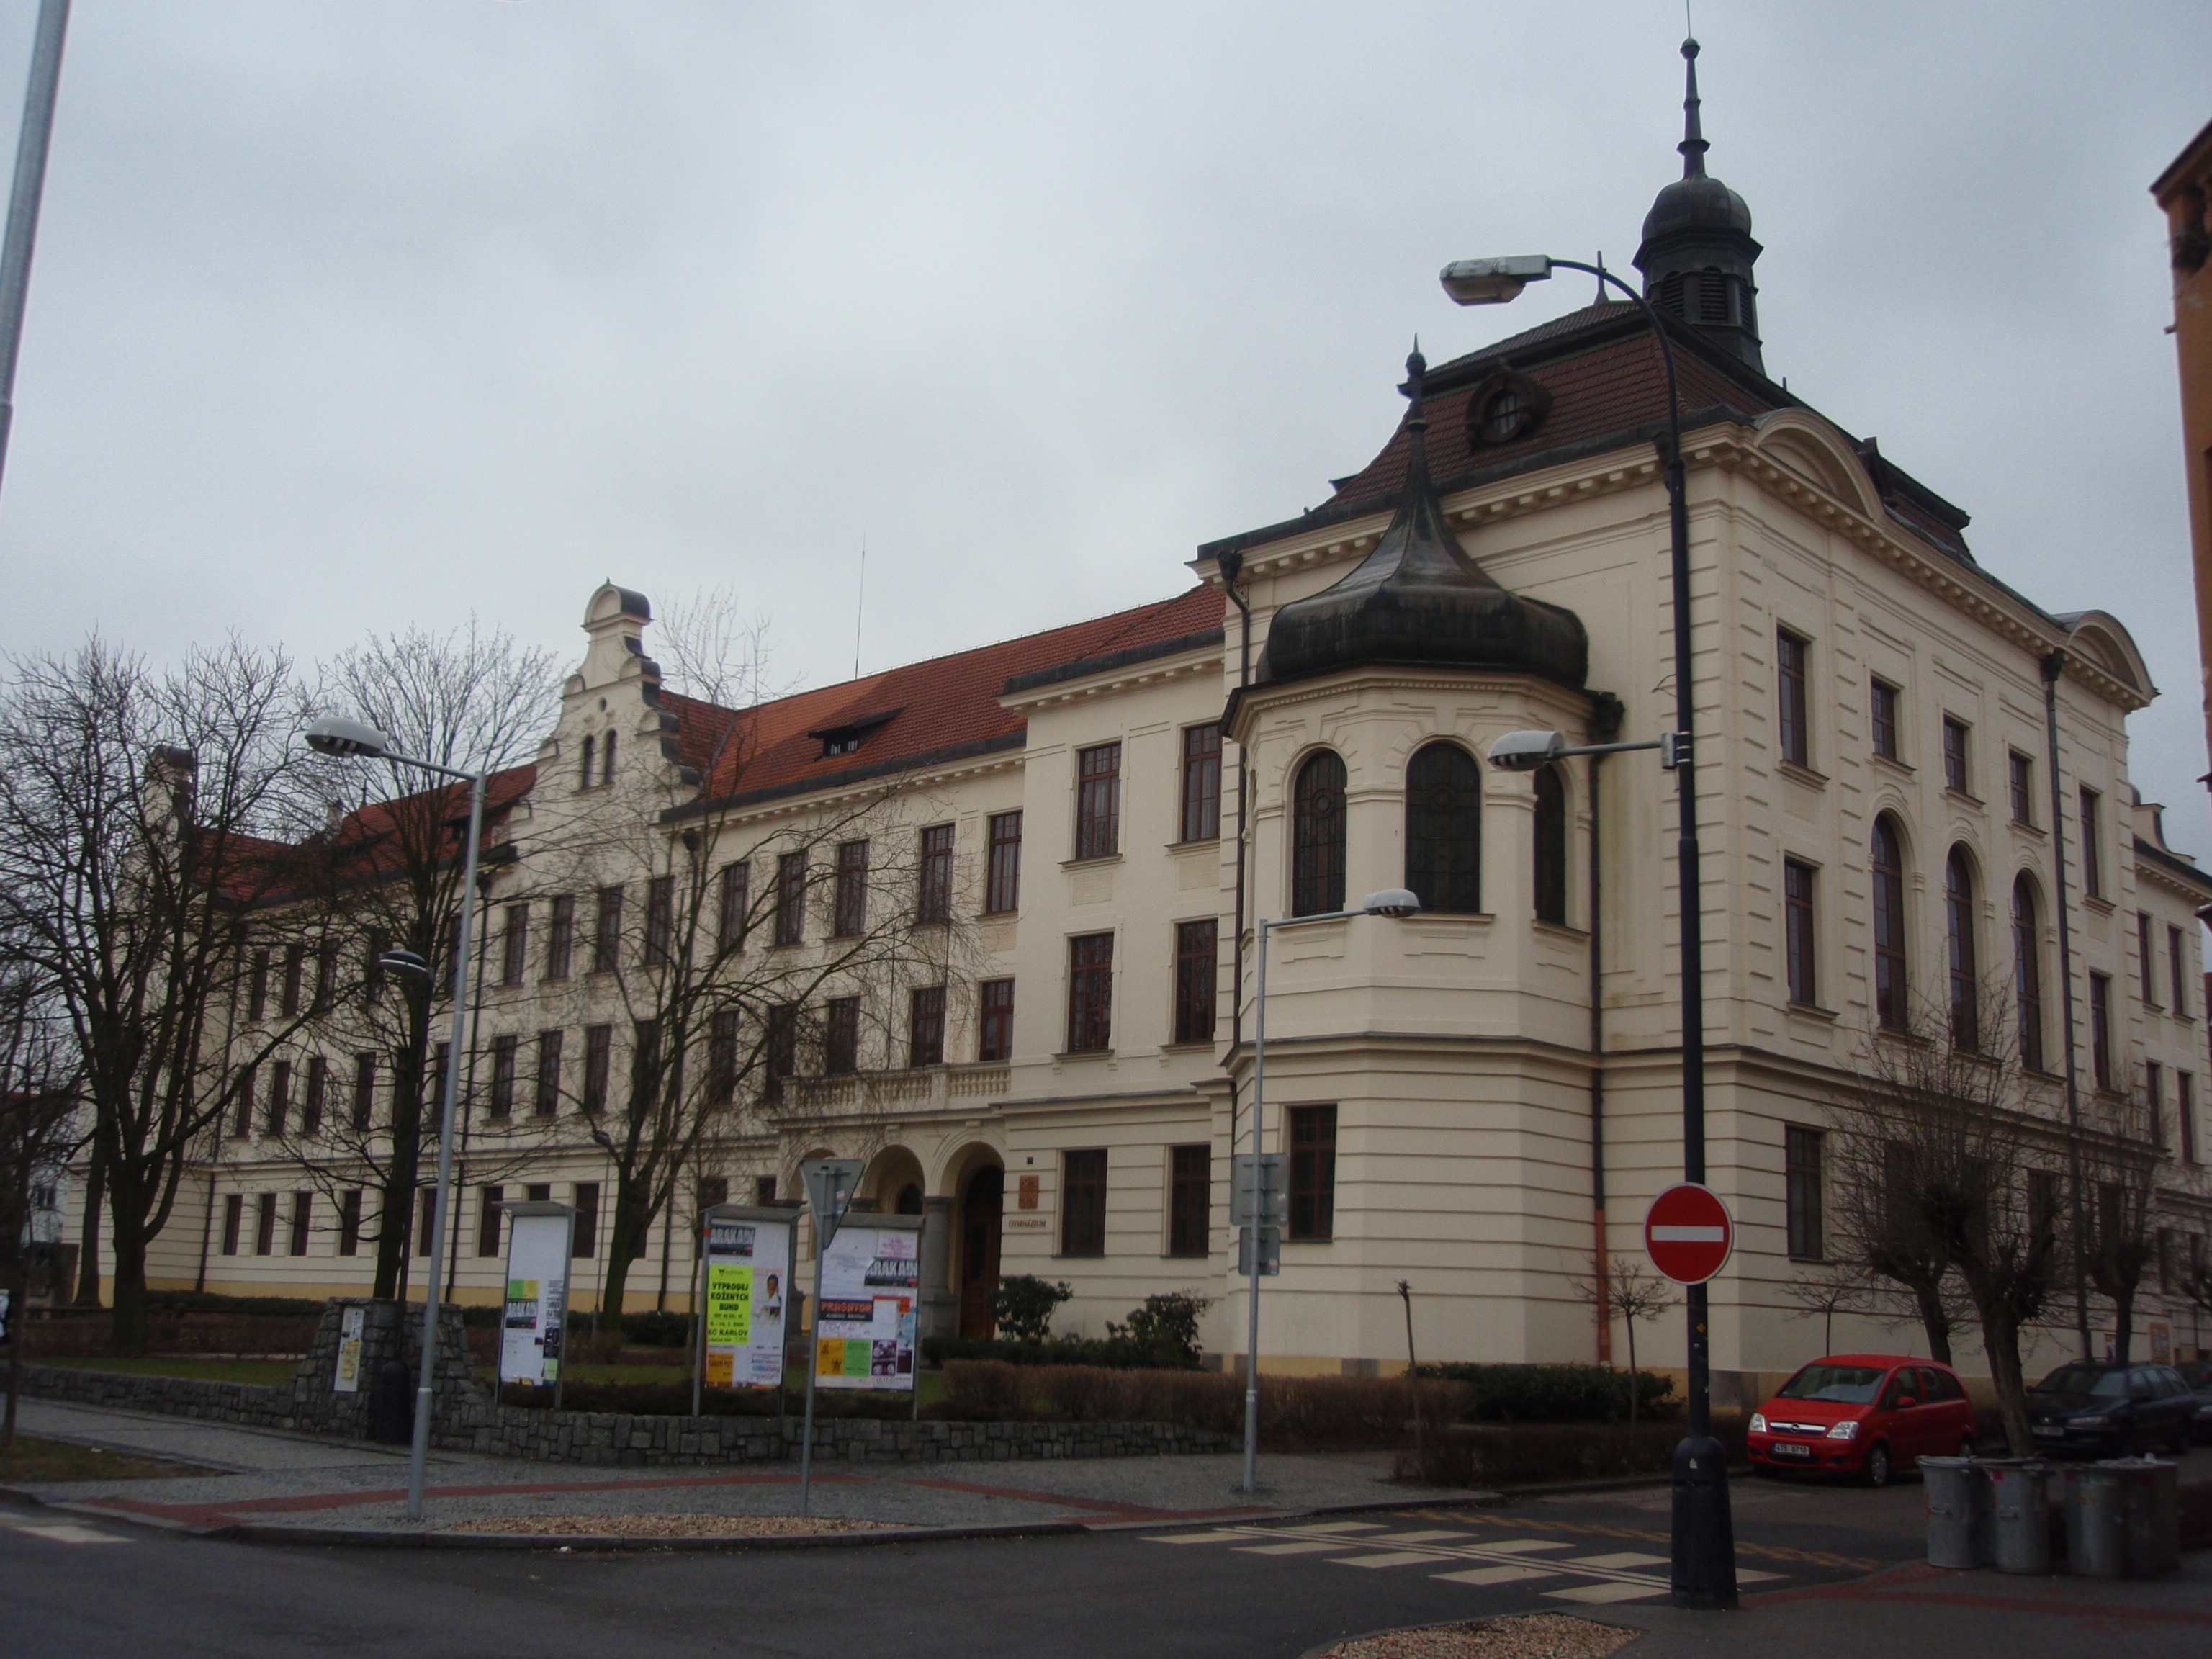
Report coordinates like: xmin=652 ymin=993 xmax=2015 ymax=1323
xmin=799 ymin=1223 xmax=824 ymax=1516
xmin=796 ymin=1159 xmax=863 ymax=1519
xmin=692 ymin=1211 xmax=708 ymax=1420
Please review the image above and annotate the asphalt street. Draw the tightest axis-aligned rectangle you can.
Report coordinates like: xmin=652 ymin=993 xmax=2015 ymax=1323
xmin=4 ymin=1475 xmax=1930 ymax=1659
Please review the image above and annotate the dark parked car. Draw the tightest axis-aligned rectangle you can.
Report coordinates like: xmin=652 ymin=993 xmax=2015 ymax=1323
xmin=2026 ymin=1361 xmax=2198 ymax=1456
xmin=2177 ymin=1360 xmax=2212 ymax=1445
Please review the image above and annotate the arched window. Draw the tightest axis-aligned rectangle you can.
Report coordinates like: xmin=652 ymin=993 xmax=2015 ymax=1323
xmin=1532 ymin=765 xmax=1568 ymax=924
xmin=602 ymin=729 xmax=618 ymax=785
xmin=579 ymin=734 xmax=595 ymax=788
xmin=2013 ymin=875 xmax=2044 ymax=1072
xmin=1946 ymin=847 xmax=1978 ymax=1050
xmin=1404 ymin=742 xmax=1480 ymax=915
xmin=1290 ymin=750 xmax=1347 ymax=917
xmin=1871 ymin=815 xmax=1907 ymax=1030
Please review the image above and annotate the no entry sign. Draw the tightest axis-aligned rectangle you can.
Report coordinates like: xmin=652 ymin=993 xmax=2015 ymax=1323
xmin=1644 ymin=1183 xmax=1733 ymax=1284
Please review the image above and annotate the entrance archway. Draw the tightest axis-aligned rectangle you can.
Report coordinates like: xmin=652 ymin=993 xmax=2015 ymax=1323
xmin=958 ymin=1163 xmax=1004 ymax=1339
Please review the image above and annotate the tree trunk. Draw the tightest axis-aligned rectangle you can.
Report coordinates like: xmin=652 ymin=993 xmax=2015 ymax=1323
xmin=1980 ymin=1306 xmax=2032 ymax=1458
xmin=597 ymin=1186 xmax=655 ymax=1328
xmin=1911 ymin=1281 xmax=1954 ymax=1364
xmin=2110 ymin=1285 xmax=2134 ymax=1364
xmin=71 ymin=1141 xmax=104 ymax=1308
xmin=107 ymin=1218 xmax=150 ymax=1355
xmin=1624 ymin=1315 xmax=1638 ymax=1424
xmin=4 ymin=1254 xmax=25 ymax=1449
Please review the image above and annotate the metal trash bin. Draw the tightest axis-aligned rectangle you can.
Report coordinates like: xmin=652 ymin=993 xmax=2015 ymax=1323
xmin=2114 ymin=1458 xmax=2180 ymax=1578
xmin=1983 ymin=1459 xmax=2051 ymax=1575
xmin=2064 ymin=1462 xmax=2126 ymax=1577
xmin=1921 ymin=1456 xmax=1989 ymax=1569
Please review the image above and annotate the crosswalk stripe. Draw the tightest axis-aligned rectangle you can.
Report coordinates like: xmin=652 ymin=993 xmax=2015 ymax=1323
xmin=1 ymin=1521 xmax=128 ymax=1545
xmin=1332 ymin=1550 xmax=1455 ymax=1568
xmin=1545 ymin=1581 xmax=1666 ymax=1604
xmin=1433 ymin=1564 xmax=1559 ymax=1586
xmin=1558 ymin=1551 xmax=1667 ymax=1569
xmin=1236 ymin=1541 xmax=1354 ymax=1555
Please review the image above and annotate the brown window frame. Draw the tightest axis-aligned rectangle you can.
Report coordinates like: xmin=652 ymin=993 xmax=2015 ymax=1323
xmin=977 ymin=978 xmax=1015 ymax=1063
xmin=774 ymin=852 xmax=806 ymax=946
xmin=1945 ymin=847 xmax=1979 ymax=1051
xmin=917 ymin=824 xmax=954 ymax=924
xmin=707 ymin=1007 xmax=739 ymax=1103
xmin=824 ymin=997 xmax=860 ymax=1075
xmin=1287 ymin=1105 xmax=1337 ymax=1242
xmin=534 ymin=1030 xmax=563 ymax=1118
xmin=1776 ymin=628 xmax=1809 ymax=768
xmin=1942 ymin=716 xmax=1971 ymax=794
xmin=233 ymin=1064 xmax=256 ymax=1138
xmin=248 ymin=949 xmax=269 ymax=1021
xmin=256 ymin=1190 xmax=279 ymax=1256
xmin=302 ymin=1055 xmax=327 ymax=1136
xmin=489 ymin=1033 xmax=518 ymax=1120
xmin=1168 ymin=1143 xmax=1210 ymax=1257
xmin=572 ymin=1183 xmax=599 ymax=1259
xmin=1061 ymin=1148 xmax=1107 ymax=1256
xmin=2013 ymin=877 xmax=2044 ymax=1073
xmin=2080 ymin=787 xmax=2103 ymax=898
xmin=832 ymin=840 xmax=870 ymax=938
xmin=289 ymin=1191 xmax=313 ymax=1257
xmin=592 ymin=886 xmax=623 ymax=974
xmin=1066 ymin=932 xmax=1114 ymax=1053
xmin=644 ymin=875 xmax=674 ymax=966
xmin=221 ymin=1192 xmax=243 ymax=1256
xmin=267 ymin=1059 xmax=291 ymax=1138
xmin=477 ymin=1185 xmax=505 ymax=1258
xmin=2008 ymin=750 xmax=2035 ymax=824
xmin=1532 ymin=763 xmax=1566 ymax=924
xmin=1871 ymin=816 xmax=1908 ymax=1031
xmin=338 ymin=1188 xmax=361 ymax=1256
xmin=545 ymin=894 xmax=575 ymax=980
xmin=282 ymin=944 xmax=305 ymax=1017
xmin=501 ymin=903 xmax=529 ymax=985
xmin=351 ymin=1053 xmax=376 ymax=1133
xmin=718 ymin=862 xmax=750 ymax=954
xmin=1292 ymin=749 xmax=1349 ymax=917
xmin=1172 ymin=918 xmax=1217 ymax=1045
xmin=2173 ymin=927 xmax=2192 ymax=1019
xmin=984 ymin=811 xmax=1022 ymax=914
xmin=1783 ymin=858 xmax=1817 ymax=1007
xmin=1075 ymin=742 xmax=1123 ymax=860
xmin=1869 ymin=678 xmax=1899 ymax=760
xmin=2089 ymin=971 xmax=2113 ymax=1091
xmin=909 ymin=984 xmax=945 ymax=1068
xmin=1785 ymin=1125 xmax=1824 ymax=1261
xmin=1179 ymin=724 xmax=1221 ymax=843
xmin=2180 ymin=1071 xmax=2198 ymax=1165
xmin=582 ymin=1023 xmax=612 ymax=1115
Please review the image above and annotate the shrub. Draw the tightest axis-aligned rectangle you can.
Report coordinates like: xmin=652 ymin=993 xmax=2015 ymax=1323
xmin=621 ymin=1310 xmax=695 ymax=1348
xmin=990 ymin=1275 xmax=1071 ymax=1344
xmin=1398 ymin=1416 xmax=1747 ymax=1488
xmin=1408 ymin=1362 xmax=1675 ymax=1424
xmin=1106 ymin=1291 xmax=1211 ymax=1368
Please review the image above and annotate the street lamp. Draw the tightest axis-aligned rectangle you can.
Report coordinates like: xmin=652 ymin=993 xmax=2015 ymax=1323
xmin=1447 ymin=255 xmax=1735 ymax=1610
xmin=303 ymin=714 xmax=486 ymax=1526
xmin=1241 ymin=886 xmax=1420 ymax=1494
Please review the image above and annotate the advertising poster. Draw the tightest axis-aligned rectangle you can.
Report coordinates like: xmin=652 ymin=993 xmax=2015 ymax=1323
xmin=701 ymin=1215 xmax=791 ymax=1388
xmin=333 ymin=1305 xmax=366 ymax=1393
xmin=813 ymin=1223 xmax=920 ymax=1391
xmin=500 ymin=1210 xmax=573 ymax=1386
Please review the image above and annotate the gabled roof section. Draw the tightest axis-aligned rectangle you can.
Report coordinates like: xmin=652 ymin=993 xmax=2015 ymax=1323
xmin=680 ymin=587 xmax=1224 ymax=810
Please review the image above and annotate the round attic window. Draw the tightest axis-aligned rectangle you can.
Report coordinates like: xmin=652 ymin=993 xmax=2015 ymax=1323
xmin=1481 ymin=390 xmax=1524 ymax=442
xmin=1465 ymin=369 xmax=1549 ymax=448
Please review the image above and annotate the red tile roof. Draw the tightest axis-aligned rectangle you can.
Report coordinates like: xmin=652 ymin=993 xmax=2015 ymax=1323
xmin=222 ymin=765 xmax=538 ymax=903
xmin=673 ymin=586 xmax=1225 ymax=808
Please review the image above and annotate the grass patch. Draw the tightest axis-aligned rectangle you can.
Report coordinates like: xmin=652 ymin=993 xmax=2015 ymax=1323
xmin=35 ymin=1355 xmax=300 ymax=1387
xmin=0 ymin=1434 xmax=212 ymax=1483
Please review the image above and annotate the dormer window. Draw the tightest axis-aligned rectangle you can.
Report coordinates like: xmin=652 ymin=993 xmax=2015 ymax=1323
xmin=1463 ymin=369 xmax=1550 ymax=449
xmin=809 ymin=709 xmax=902 ymax=761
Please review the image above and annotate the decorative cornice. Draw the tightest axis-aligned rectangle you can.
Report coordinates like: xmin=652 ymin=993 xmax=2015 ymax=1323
xmin=998 ymin=645 xmax=1225 ymax=714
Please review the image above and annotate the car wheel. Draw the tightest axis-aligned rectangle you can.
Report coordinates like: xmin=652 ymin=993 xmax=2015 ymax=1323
xmin=1863 ymin=1443 xmax=1894 ymax=1488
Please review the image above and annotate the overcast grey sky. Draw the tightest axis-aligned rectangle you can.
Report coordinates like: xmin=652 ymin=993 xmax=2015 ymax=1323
xmin=1 ymin=2 xmax=2208 ymax=848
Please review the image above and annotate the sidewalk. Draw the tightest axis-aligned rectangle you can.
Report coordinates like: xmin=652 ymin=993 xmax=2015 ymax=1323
xmin=4 ymin=1396 xmax=1465 ymax=1542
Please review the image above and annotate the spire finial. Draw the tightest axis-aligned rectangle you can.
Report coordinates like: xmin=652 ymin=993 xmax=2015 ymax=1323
xmin=1678 ymin=37 xmax=1708 ymax=180
xmin=1401 ymin=338 xmax=1428 ymax=426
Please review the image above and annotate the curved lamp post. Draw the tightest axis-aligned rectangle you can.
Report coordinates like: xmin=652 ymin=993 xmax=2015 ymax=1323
xmin=1447 ymin=255 xmax=1736 ymax=1610
xmin=1241 ymin=886 xmax=1421 ymax=1493
xmin=304 ymin=714 xmax=485 ymax=1525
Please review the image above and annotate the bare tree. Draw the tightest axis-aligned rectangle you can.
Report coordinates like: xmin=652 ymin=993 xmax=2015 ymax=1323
xmin=1830 ymin=988 xmax=2059 ymax=1457
xmin=2077 ymin=1081 xmax=2164 ymax=1364
xmin=0 ymin=638 xmax=325 ymax=1351
xmin=1779 ymin=1264 xmax=1879 ymax=1357
xmin=0 ymin=957 xmax=81 ymax=1447
xmin=1568 ymin=1254 xmax=1679 ymax=1421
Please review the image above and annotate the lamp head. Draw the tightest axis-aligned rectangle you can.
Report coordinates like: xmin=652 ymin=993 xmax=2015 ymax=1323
xmin=1439 ymin=255 xmax=1552 ymax=306
xmin=305 ymin=715 xmax=396 ymax=760
xmin=1360 ymin=888 xmax=1421 ymax=920
xmin=1488 ymin=729 xmax=1567 ymax=771
xmin=376 ymin=949 xmax=431 ymax=981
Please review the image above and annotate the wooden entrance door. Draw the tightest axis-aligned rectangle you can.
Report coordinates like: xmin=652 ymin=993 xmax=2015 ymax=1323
xmin=958 ymin=1164 xmax=1004 ymax=1338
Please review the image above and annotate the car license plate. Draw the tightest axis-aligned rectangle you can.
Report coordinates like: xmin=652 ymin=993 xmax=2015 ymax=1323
xmin=1769 ymin=1442 xmax=1812 ymax=1459
xmin=2032 ymin=1426 xmax=2064 ymax=1438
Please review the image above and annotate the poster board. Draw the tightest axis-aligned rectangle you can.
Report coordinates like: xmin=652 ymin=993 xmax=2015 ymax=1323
xmin=699 ymin=1205 xmax=793 ymax=1390
xmin=333 ymin=1305 xmax=366 ymax=1393
xmin=812 ymin=1214 xmax=922 ymax=1391
xmin=498 ymin=1203 xmax=576 ymax=1387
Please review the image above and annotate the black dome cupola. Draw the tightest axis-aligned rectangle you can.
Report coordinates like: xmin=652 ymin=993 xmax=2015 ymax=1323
xmin=1634 ymin=38 xmax=1764 ymax=374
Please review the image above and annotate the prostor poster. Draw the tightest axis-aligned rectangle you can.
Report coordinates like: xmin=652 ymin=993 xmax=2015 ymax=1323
xmin=812 ymin=1224 xmax=919 ymax=1390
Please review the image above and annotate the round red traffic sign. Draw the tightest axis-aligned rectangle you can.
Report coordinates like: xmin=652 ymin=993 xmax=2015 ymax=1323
xmin=1644 ymin=1183 xmax=1733 ymax=1285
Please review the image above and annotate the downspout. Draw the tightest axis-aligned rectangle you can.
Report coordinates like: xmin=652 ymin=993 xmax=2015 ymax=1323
xmin=1586 ymin=691 xmax=1624 ymax=1364
xmin=1220 ymin=549 xmax=1253 ymax=1162
xmin=2042 ymin=650 xmax=2092 ymax=1360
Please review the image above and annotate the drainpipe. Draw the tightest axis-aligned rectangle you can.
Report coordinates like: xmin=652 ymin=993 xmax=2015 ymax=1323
xmin=1585 ymin=692 xmax=1623 ymax=1364
xmin=2042 ymin=650 xmax=2091 ymax=1360
xmin=1220 ymin=549 xmax=1254 ymax=1161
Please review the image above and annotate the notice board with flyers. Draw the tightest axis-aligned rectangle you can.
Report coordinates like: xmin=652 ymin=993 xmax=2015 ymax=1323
xmin=812 ymin=1213 xmax=923 ymax=1391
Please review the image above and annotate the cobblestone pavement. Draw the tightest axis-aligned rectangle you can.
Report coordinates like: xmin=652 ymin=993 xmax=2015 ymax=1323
xmin=6 ymin=1397 xmax=1455 ymax=1537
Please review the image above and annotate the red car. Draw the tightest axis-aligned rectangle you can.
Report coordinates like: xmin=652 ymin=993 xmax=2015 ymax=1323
xmin=1748 ymin=1354 xmax=1977 ymax=1488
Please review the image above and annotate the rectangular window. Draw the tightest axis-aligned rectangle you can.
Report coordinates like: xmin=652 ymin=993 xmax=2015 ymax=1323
xmin=1168 ymin=1143 xmax=1210 ymax=1256
xmin=418 ymin=1187 xmax=437 ymax=1256
xmin=2140 ymin=913 xmax=2159 ymax=1007
xmin=582 ymin=1024 xmax=611 ymax=1114
xmin=266 ymin=1060 xmax=291 ymax=1137
xmin=2180 ymin=1071 xmax=2198 ymax=1165
xmin=1173 ymin=918 xmax=1218 ymax=1044
xmin=718 ymin=862 xmax=750 ymax=953
xmin=233 ymin=1064 xmax=256 ymax=1138
xmin=985 ymin=811 xmax=1022 ymax=914
xmin=222 ymin=1193 xmax=243 ymax=1256
xmin=366 ymin=932 xmax=386 ymax=1006
xmin=1786 ymin=1125 xmax=1824 ymax=1261
xmin=1075 ymin=742 xmax=1122 ymax=860
xmin=593 ymin=886 xmax=624 ymax=973
xmin=1061 ymin=1148 xmax=1107 ymax=1256
xmin=2090 ymin=971 xmax=2113 ymax=1091
xmin=2009 ymin=751 xmax=2035 ymax=824
xmin=338 ymin=1188 xmax=361 ymax=1256
xmin=774 ymin=852 xmax=806 ymax=945
xmin=256 ymin=1191 xmax=278 ymax=1256
xmin=833 ymin=840 xmax=869 ymax=937
xmin=498 ymin=904 xmax=527 ymax=986
xmin=477 ymin=1186 xmax=504 ymax=1258
xmin=535 ymin=1030 xmax=563 ymax=1117
xmin=2028 ymin=1169 xmax=2060 ymax=1248
xmin=289 ymin=1192 xmax=313 ymax=1257
xmin=2080 ymin=787 xmax=2103 ymax=897
xmin=1783 ymin=858 xmax=1817 ymax=1007
xmin=302 ymin=1056 xmax=327 ymax=1136
xmin=765 ymin=1005 xmax=797 ymax=1095
xmin=1776 ymin=629 xmax=1809 ymax=768
xmin=917 ymin=824 xmax=955 ymax=923
xmin=313 ymin=946 xmax=336 ymax=1015
xmin=431 ymin=1041 xmax=450 ymax=1117
xmin=351 ymin=1053 xmax=376 ymax=1133
xmin=1066 ymin=932 xmax=1114 ymax=1053
xmin=631 ymin=1018 xmax=662 ymax=1112
xmin=490 ymin=1033 xmax=518 ymax=1119
xmin=754 ymin=1175 xmax=777 ymax=1205
xmin=644 ymin=875 xmax=673 ymax=966
xmin=1180 ymin=724 xmax=1222 ymax=842
xmin=248 ymin=949 xmax=269 ymax=1021
xmin=978 ymin=979 xmax=1015 ymax=1063
xmin=1942 ymin=716 xmax=1970 ymax=793
xmin=526 ymin=1184 xmax=550 ymax=1203
xmin=2172 ymin=927 xmax=2191 ymax=1019
xmin=546 ymin=895 xmax=575 ymax=980
xmin=909 ymin=985 xmax=945 ymax=1067
xmin=1869 ymin=679 xmax=1899 ymax=760
xmin=572 ymin=1182 xmax=598 ymax=1259
xmin=2148 ymin=1060 xmax=2166 ymax=1150
xmin=1288 ymin=1105 xmax=1338 ymax=1242
xmin=824 ymin=997 xmax=860 ymax=1074
xmin=707 ymin=1008 xmax=739 ymax=1103
xmin=282 ymin=944 xmax=305 ymax=1017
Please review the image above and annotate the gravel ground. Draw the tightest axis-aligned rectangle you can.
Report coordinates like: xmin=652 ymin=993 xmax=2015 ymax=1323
xmin=444 ymin=1514 xmax=901 ymax=1538
xmin=1313 ymin=1615 xmax=1637 ymax=1659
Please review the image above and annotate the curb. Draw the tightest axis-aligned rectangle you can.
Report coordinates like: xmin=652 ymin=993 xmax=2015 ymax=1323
xmin=224 ymin=1517 xmax=1089 ymax=1552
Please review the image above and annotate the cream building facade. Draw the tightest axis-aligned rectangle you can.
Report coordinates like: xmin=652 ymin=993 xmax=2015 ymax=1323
xmin=77 ymin=60 xmax=2212 ymax=1394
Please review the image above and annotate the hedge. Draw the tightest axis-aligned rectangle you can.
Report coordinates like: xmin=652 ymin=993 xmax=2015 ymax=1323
xmin=1398 ymin=1416 xmax=1747 ymax=1488
xmin=922 ymin=1334 xmax=1202 ymax=1370
xmin=1408 ymin=1362 xmax=1676 ymax=1424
